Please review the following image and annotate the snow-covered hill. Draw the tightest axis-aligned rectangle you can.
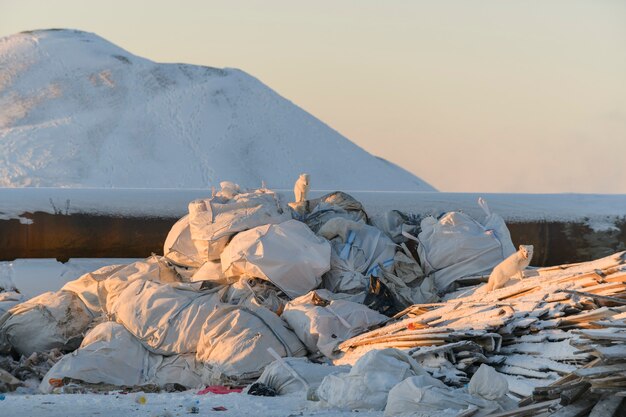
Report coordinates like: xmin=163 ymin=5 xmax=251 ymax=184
xmin=0 ymin=29 xmax=435 ymax=191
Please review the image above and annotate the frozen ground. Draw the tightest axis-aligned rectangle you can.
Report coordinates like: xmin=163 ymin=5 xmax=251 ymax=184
xmin=0 ymin=390 xmax=385 ymax=417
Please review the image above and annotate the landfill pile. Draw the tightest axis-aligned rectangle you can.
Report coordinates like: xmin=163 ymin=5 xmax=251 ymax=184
xmin=0 ymin=181 xmax=625 ymax=416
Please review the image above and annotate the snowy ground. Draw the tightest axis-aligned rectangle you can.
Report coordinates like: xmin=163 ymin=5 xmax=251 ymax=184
xmin=0 ymin=390 xmax=384 ymax=417
xmin=0 ymin=258 xmax=138 ymax=299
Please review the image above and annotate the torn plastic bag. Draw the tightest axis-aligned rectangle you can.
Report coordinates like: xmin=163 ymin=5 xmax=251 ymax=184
xmin=110 ymin=279 xmax=222 ymax=355
xmin=196 ymin=304 xmax=307 ymax=383
xmin=318 ymin=218 xmax=397 ymax=295
xmin=255 ymin=357 xmax=350 ymax=395
xmin=371 ymin=210 xmax=420 ymax=244
xmin=364 ymin=276 xmax=403 ymax=317
xmin=316 ymin=348 xmax=426 ymax=411
xmin=303 ymin=191 xmax=368 ymax=233
xmin=188 ymin=189 xmax=292 ymax=262
xmin=40 ymin=322 xmax=203 ymax=393
xmin=384 ymin=374 xmax=506 ymax=417
xmin=282 ymin=290 xmax=387 ymax=358
xmin=415 ymin=198 xmax=515 ymax=292
xmin=0 ymin=290 xmax=93 ymax=357
xmin=221 ymin=220 xmax=330 ymax=299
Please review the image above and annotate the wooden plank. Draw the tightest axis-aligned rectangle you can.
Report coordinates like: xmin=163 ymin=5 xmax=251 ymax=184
xmin=574 ymin=363 xmax=626 ymax=378
xmin=588 ymin=396 xmax=623 ymax=417
xmin=548 ymin=397 xmax=597 ymax=417
xmin=485 ymin=400 xmax=559 ymax=417
xmin=574 ymin=329 xmax=626 ymax=342
xmin=558 ymin=289 xmax=626 ymax=305
xmin=560 ymin=382 xmax=590 ymax=405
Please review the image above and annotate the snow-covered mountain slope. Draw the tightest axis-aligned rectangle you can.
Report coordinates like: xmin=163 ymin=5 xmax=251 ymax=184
xmin=0 ymin=29 xmax=435 ymax=191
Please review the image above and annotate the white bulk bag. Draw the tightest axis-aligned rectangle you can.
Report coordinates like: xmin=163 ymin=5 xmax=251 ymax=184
xmin=282 ymin=290 xmax=387 ymax=357
xmin=317 ymin=348 xmax=426 ymax=411
xmin=221 ymin=220 xmax=331 ymax=299
xmin=318 ymin=218 xmax=397 ymax=294
xmin=61 ymin=263 xmax=128 ymax=316
xmin=188 ymin=190 xmax=292 ymax=262
xmin=40 ymin=322 xmax=156 ymax=392
xmin=110 ymin=279 xmax=222 ymax=355
xmin=0 ymin=290 xmax=93 ymax=357
xmin=163 ymin=215 xmax=212 ymax=268
xmin=256 ymin=357 xmax=350 ymax=395
xmin=40 ymin=322 xmax=203 ymax=393
xmin=384 ymin=375 xmax=503 ymax=417
xmin=416 ymin=198 xmax=515 ymax=291
xmin=196 ymin=304 xmax=307 ymax=382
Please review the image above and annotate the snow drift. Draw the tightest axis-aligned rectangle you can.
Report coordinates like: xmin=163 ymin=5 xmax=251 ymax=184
xmin=0 ymin=29 xmax=434 ymax=191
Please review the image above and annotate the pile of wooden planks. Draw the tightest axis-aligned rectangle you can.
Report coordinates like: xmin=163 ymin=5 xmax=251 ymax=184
xmin=337 ymin=251 xmax=626 ymax=416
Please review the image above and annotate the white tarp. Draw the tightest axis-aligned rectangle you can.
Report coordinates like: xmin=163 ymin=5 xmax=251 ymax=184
xmin=316 ymin=348 xmax=426 ymax=411
xmin=318 ymin=218 xmax=397 ymax=295
xmin=282 ymin=290 xmax=387 ymax=358
xmin=196 ymin=304 xmax=307 ymax=383
xmin=416 ymin=198 xmax=516 ymax=291
xmin=188 ymin=190 xmax=292 ymax=262
xmin=256 ymin=357 xmax=350 ymax=395
xmin=40 ymin=322 xmax=202 ymax=393
xmin=221 ymin=220 xmax=331 ymax=299
xmin=0 ymin=290 xmax=93 ymax=357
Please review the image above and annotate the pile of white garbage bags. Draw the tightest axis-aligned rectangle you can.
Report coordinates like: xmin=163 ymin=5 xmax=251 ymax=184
xmin=0 ymin=182 xmax=518 ymax=397
xmin=257 ymin=349 xmax=514 ymax=415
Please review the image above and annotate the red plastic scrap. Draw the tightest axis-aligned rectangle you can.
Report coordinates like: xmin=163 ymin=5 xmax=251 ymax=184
xmin=212 ymin=406 xmax=228 ymax=411
xmin=197 ymin=385 xmax=243 ymax=395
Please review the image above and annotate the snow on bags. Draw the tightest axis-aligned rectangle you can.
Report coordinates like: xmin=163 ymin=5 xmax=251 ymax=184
xmin=282 ymin=290 xmax=388 ymax=358
xmin=416 ymin=198 xmax=515 ymax=292
xmin=40 ymin=322 xmax=203 ymax=393
xmin=109 ymin=279 xmax=222 ymax=355
xmin=0 ymin=290 xmax=93 ymax=357
xmin=196 ymin=304 xmax=307 ymax=383
xmin=316 ymin=348 xmax=427 ymax=411
xmin=318 ymin=218 xmax=397 ymax=295
xmin=255 ymin=357 xmax=350 ymax=395
xmin=187 ymin=189 xmax=292 ymax=262
xmin=221 ymin=220 xmax=331 ymax=299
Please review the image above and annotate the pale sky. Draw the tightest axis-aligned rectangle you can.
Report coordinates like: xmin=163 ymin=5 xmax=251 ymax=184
xmin=2 ymin=0 xmax=625 ymax=193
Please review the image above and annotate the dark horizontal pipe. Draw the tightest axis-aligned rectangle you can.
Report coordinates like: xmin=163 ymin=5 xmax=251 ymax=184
xmin=1 ymin=211 xmax=624 ymax=266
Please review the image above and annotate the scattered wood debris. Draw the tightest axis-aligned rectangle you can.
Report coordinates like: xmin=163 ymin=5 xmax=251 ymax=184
xmin=338 ymin=251 xmax=626 ymax=416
